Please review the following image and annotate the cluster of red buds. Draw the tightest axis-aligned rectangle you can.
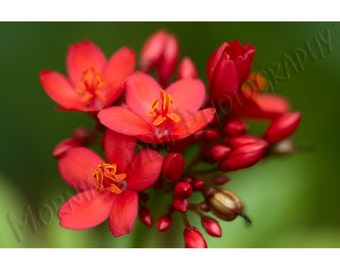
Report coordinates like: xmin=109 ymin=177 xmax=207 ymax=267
xmin=40 ymin=29 xmax=301 ymax=248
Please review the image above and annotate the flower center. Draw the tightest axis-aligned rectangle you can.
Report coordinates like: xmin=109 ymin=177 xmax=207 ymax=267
xmin=77 ymin=67 xmax=105 ymax=105
xmin=148 ymin=90 xmax=180 ymax=126
xmin=92 ymin=163 xmax=126 ymax=194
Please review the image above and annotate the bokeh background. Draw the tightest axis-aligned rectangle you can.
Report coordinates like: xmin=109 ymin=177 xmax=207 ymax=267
xmin=0 ymin=22 xmax=339 ymax=248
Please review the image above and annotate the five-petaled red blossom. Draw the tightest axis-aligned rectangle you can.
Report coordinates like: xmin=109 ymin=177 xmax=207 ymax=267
xmin=97 ymin=72 xmax=216 ymax=144
xmin=40 ymin=40 xmax=135 ymax=112
xmin=57 ymin=130 xmax=163 ymax=237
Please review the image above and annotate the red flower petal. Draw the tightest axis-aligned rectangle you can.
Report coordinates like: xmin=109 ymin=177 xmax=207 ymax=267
xmin=58 ymin=147 xmax=103 ymax=190
xmin=98 ymin=105 xmax=153 ymax=136
xmin=125 ymin=72 xmax=161 ymax=123
xmin=109 ymin=189 xmax=138 ymax=237
xmin=171 ymin=108 xmax=216 ymax=140
xmin=103 ymin=129 xmax=137 ymax=173
xmin=40 ymin=70 xmax=85 ymax=110
xmin=127 ymin=149 xmax=163 ymax=191
xmin=103 ymin=47 xmax=136 ymax=105
xmin=166 ymin=79 xmax=206 ymax=113
xmin=66 ymin=40 xmax=106 ymax=86
xmin=58 ymin=189 xmax=114 ymax=229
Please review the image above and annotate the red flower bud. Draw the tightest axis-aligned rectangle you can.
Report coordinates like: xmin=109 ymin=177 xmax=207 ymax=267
xmin=172 ymin=197 xmax=189 ymax=213
xmin=224 ymin=134 xmax=258 ymax=149
xmin=52 ymin=138 xmax=83 ymax=158
xmin=220 ymin=140 xmax=268 ymax=172
xmin=212 ymin=175 xmax=231 ymax=185
xmin=161 ymin=153 xmax=185 ymax=183
xmin=207 ymin=40 xmax=255 ymax=105
xmin=199 ymin=201 xmax=210 ymax=211
xmin=139 ymin=207 xmax=153 ymax=227
xmin=192 ymin=179 xmax=205 ymax=191
xmin=223 ymin=118 xmax=248 ymax=136
xmin=263 ymin=112 xmax=301 ymax=144
xmin=174 ymin=182 xmax=193 ymax=199
xmin=157 ymin=215 xmax=173 ymax=232
xmin=183 ymin=226 xmax=207 ymax=248
xmin=72 ymin=127 xmax=95 ymax=143
xmin=178 ymin=57 xmax=198 ymax=79
xmin=203 ymin=128 xmax=219 ymax=142
xmin=201 ymin=216 xmax=222 ymax=237
xmin=203 ymin=144 xmax=231 ymax=162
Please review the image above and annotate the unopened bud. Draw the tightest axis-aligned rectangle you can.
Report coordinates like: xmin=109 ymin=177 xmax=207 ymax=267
xmin=183 ymin=226 xmax=207 ymax=248
xmin=174 ymin=182 xmax=193 ymax=199
xmin=220 ymin=140 xmax=268 ymax=171
xmin=161 ymin=153 xmax=185 ymax=183
xmin=212 ymin=175 xmax=231 ymax=185
xmin=52 ymin=138 xmax=82 ymax=158
xmin=178 ymin=57 xmax=198 ymax=79
xmin=203 ymin=128 xmax=219 ymax=142
xmin=263 ymin=112 xmax=301 ymax=144
xmin=224 ymin=134 xmax=258 ymax=149
xmin=203 ymin=144 xmax=231 ymax=162
xmin=72 ymin=127 xmax=95 ymax=143
xmin=223 ymin=119 xmax=248 ymax=136
xmin=192 ymin=179 xmax=205 ymax=191
xmin=157 ymin=215 xmax=173 ymax=232
xmin=172 ymin=197 xmax=189 ymax=213
xmin=201 ymin=216 xmax=222 ymax=237
xmin=139 ymin=207 xmax=153 ymax=227
xmin=206 ymin=188 xmax=248 ymax=222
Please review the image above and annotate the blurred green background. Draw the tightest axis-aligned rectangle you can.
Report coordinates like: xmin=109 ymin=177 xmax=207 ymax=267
xmin=0 ymin=22 xmax=339 ymax=248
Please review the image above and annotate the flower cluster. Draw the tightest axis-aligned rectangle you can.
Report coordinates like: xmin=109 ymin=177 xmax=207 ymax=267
xmin=40 ymin=29 xmax=301 ymax=248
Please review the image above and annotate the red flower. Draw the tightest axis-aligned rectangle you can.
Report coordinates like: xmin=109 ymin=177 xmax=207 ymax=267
xmin=40 ymin=40 xmax=135 ymax=112
xmin=57 ymin=130 xmax=163 ymax=237
xmin=207 ymin=40 xmax=255 ymax=105
xmin=98 ymin=72 xmax=216 ymax=144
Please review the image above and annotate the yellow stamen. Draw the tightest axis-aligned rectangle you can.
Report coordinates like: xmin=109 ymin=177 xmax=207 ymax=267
xmin=76 ymin=67 xmax=105 ymax=105
xmin=148 ymin=90 xmax=180 ymax=126
xmin=92 ymin=163 xmax=126 ymax=194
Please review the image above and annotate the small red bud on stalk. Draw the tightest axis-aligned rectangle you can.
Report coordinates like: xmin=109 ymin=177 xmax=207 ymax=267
xmin=199 ymin=201 xmax=211 ymax=212
xmin=203 ymin=144 xmax=231 ymax=163
xmin=157 ymin=215 xmax=173 ymax=232
xmin=174 ymin=182 xmax=193 ymax=199
xmin=172 ymin=197 xmax=189 ymax=213
xmin=139 ymin=207 xmax=153 ymax=227
xmin=263 ymin=112 xmax=301 ymax=144
xmin=178 ymin=57 xmax=198 ymax=79
xmin=224 ymin=134 xmax=259 ymax=149
xmin=161 ymin=153 xmax=185 ymax=183
xmin=203 ymin=128 xmax=219 ymax=143
xmin=212 ymin=175 xmax=231 ymax=185
xmin=205 ymin=187 xmax=250 ymax=224
xmin=52 ymin=138 xmax=82 ymax=158
xmin=220 ymin=140 xmax=268 ymax=172
xmin=72 ymin=127 xmax=95 ymax=142
xmin=183 ymin=226 xmax=207 ymax=248
xmin=223 ymin=119 xmax=248 ymax=136
xmin=201 ymin=216 xmax=222 ymax=237
xmin=191 ymin=179 xmax=205 ymax=191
